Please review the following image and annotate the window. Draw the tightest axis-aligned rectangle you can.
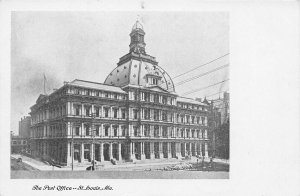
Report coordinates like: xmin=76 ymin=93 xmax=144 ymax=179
xmin=74 ymin=88 xmax=79 ymax=95
xmin=84 ymin=144 xmax=90 ymax=160
xmin=113 ymin=126 xmax=118 ymax=136
xmin=144 ymin=108 xmax=150 ymax=120
xmin=75 ymin=127 xmax=80 ymax=136
xmin=144 ymin=92 xmax=150 ymax=102
xmin=162 ymin=111 xmax=167 ymax=121
xmin=96 ymin=91 xmax=100 ymax=96
xmin=197 ymin=117 xmax=200 ymax=124
xmin=181 ymin=129 xmax=184 ymax=138
xmin=85 ymin=125 xmax=90 ymax=136
xmin=95 ymin=107 xmax=99 ymax=117
xmin=186 ymin=116 xmax=190 ymax=123
xmin=95 ymin=125 xmax=100 ymax=136
xmin=181 ymin=115 xmax=184 ymax=123
xmin=104 ymin=108 xmax=109 ymax=118
xmin=87 ymin=90 xmax=91 ymax=96
xmin=133 ymin=109 xmax=138 ymax=120
xmin=105 ymin=126 xmax=109 ymax=136
xmin=133 ymin=91 xmax=137 ymax=100
xmin=113 ymin=108 xmax=118 ymax=118
xmin=121 ymin=109 xmax=126 ymax=119
xmin=191 ymin=116 xmax=195 ymax=124
xmin=162 ymin=96 xmax=167 ymax=104
xmin=114 ymin=93 xmax=118 ymax=99
xmin=85 ymin=107 xmax=90 ymax=116
xmin=75 ymin=106 xmax=80 ymax=116
xmin=144 ymin=125 xmax=150 ymax=136
xmin=154 ymin=126 xmax=159 ymax=137
xmin=121 ymin=126 xmax=126 ymax=136
xmin=154 ymin=109 xmax=159 ymax=121
xmin=162 ymin=126 xmax=168 ymax=138
xmin=201 ymin=117 xmax=205 ymax=125
xmin=154 ymin=94 xmax=159 ymax=103
xmin=133 ymin=126 xmax=138 ymax=136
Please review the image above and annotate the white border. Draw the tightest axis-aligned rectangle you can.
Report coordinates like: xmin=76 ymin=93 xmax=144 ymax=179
xmin=1 ymin=1 xmax=300 ymax=196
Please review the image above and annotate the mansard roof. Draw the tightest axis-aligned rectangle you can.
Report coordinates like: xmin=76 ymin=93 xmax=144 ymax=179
xmin=177 ymin=96 xmax=208 ymax=106
xmin=69 ymin=79 xmax=126 ymax=94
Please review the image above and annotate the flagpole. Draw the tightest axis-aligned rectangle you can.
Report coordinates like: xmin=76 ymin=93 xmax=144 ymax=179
xmin=44 ymin=74 xmax=46 ymax=95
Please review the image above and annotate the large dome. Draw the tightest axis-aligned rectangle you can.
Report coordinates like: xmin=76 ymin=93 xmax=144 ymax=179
xmin=104 ymin=21 xmax=175 ymax=93
xmin=104 ymin=59 xmax=175 ymax=92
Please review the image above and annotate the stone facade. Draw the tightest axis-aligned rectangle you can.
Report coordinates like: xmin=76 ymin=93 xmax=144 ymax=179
xmin=29 ymin=21 xmax=211 ymax=166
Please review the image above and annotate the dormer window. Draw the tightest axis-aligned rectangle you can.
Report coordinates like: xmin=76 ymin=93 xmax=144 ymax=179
xmin=146 ymin=73 xmax=161 ymax=85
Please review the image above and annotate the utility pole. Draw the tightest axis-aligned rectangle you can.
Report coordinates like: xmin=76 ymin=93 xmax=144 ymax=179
xmin=91 ymin=112 xmax=96 ymax=170
xmin=71 ymin=123 xmax=74 ymax=171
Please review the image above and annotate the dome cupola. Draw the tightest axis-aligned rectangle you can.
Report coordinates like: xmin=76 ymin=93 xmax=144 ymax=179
xmin=129 ymin=20 xmax=146 ymax=54
xmin=104 ymin=21 xmax=176 ymax=93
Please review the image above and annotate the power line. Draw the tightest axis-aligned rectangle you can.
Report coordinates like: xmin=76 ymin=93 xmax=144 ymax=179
xmin=175 ymin=64 xmax=229 ymax=87
xmin=182 ymin=79 xmax=229 ymax=96
xmin=158 ymin=53 xmax=229 ymax=89
xmin=206 ymin=90 xmax=229 ymax=99
xmin=172 ymin=53 xmax=229 ymax=80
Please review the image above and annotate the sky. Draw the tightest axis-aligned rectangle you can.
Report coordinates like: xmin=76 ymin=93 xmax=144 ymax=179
xmin=11 ymin=11 xmax=229 ymax=134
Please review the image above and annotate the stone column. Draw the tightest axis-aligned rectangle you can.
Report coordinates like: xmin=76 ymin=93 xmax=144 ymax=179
xmin=205 ymin=143 xmax=209 ymax=158
xmin=101 ymin=106 xmax=104 ymax=117
xmin=80 ymin=143 xmax=84 ymax=163
xmin=159 ymin=142 xmax=164 ymax=159
xmin=81 ymin=123 xmax=84 ymax=137
xmin=109 ymin=143 xmax=113 ymax=160
xmin=131 ymin=142 xmax=136 ymax=161
xmin=128 ymin=142 xmax=132 ymax=160
xmin=110 ymin=107 xmax=113 ymax=118
xmin=67 ymin=142 xmax=72 ymax=165
xmin=167 ymin=142 xmax=172 ymax=159
xmin=100 ymin=143 xmax=104 ymax=162
xmin=67 ymin=102 xmax=71 ymax=116
xmin=150 ymin=142 xmax=155 ymax=159
xmin=118 ymin=143 xmax=122 ymax=161
xmin=118 ymin=125 xmax=122 ymax=137
xmin=110 ymin=124 xmax=113 ymax=137
xmin=185 ymin=143 xmax=189 ymax=156
xmin=118 ymin=108 xmax=121 ymax=119
xmin=140 ymin=142 xmax=145 ymax=160
xmin=199 ymin=144 xmax=202 ymax=157
xmin=91 ymin=104 xmax=94 ymax=116
xmin=176 ymin=143 xmax=182 ymax=159
xmin=81 ymin=104 xmax=84 ymax=116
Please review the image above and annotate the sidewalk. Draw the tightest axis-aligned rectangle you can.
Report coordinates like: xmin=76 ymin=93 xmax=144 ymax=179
xmin=11 ymin=154 xmax=229 ymax=171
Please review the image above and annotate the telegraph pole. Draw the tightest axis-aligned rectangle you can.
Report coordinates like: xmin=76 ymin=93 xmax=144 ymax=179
xmin=91 ymin=113 xmax=96 ymax=170
xmin=71 ymin=123 xmax=74 ymax=171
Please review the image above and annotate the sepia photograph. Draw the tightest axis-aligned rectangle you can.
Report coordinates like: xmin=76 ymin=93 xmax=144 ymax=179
xmin=10 ymin=11 xmax=229 ymax=179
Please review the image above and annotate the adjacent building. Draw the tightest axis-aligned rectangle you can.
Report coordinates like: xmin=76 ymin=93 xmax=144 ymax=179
xmin=29 ymin=21 xmax=211 ymax=166
xmin=19 ymin=116 xmax=31 ymax=138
